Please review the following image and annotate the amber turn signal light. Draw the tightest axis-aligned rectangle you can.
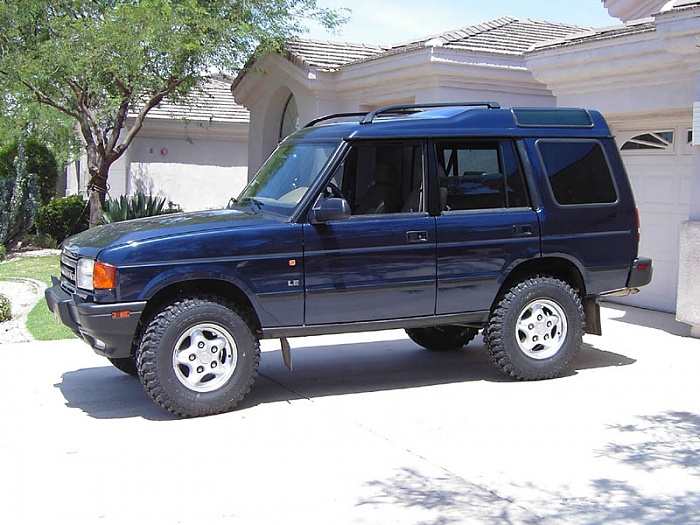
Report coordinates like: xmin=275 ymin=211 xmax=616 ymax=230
xmin=93 ymin=262 xmax=117 ymax=290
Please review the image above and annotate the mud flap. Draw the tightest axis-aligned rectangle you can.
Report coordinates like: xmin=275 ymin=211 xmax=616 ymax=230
xmin=583 ymin=298 xmax=602 ymax=336
xmin=280 ymin=337 xmax=293 ymax=371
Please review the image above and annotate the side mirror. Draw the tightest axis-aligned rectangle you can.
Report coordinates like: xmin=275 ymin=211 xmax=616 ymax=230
xmin=308 ymin=197 xmax=351 ymax=224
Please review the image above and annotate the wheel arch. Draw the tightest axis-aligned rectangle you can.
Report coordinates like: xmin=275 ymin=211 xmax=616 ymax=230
xmin=125 ymin=279 xmax=263 ymax=361
xmin=495 ymin=256 xmax=587 ymax=310
xmin=139 ymin=279 xmax=262 ymax=333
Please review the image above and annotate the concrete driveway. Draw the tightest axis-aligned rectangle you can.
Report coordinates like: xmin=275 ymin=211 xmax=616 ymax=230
xmin=1 ymin=304 xmax=699 ymax=524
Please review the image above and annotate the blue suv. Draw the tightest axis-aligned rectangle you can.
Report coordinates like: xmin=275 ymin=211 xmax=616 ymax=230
xmin=46 ymin=102 xmax=652 ymax=417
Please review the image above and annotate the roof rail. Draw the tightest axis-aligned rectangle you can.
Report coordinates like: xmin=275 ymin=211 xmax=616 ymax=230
xmin=360 ymin=101 xmax=500 ymax=124
xmin=304 ymin=112 xmax=368 ymax=128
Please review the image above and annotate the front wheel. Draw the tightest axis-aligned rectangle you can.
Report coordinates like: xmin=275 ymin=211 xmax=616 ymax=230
xmin=405 ymin=326 xmax=479 ymax=351
xmin=136 ymin=297 xmax=260 ymax=417
xmin=484 ymin=276 xmax=584 ymax=380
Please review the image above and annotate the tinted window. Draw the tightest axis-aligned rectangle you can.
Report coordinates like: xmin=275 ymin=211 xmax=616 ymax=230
xmin=331 ymin=143 xmax=424 ymax=215
xmin=538 ymin=141 xmax=617 ymax=205
xmin=435 ymin=140 xmax=529 ymax=211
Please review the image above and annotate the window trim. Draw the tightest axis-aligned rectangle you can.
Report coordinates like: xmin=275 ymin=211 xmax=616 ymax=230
xmin=620 ymin=129 xmax=676 ymax=155
xmin=305 ymin=139 xmax=429 ymax=220
xmin=279 ymin=94 xmax=300 ymax=142
xmin=683 ymin=128 xmax=693 ymax=155
xmin=432 ymin=138 xmax=531 ymax=213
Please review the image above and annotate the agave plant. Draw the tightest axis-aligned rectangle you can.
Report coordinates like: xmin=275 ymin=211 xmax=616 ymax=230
xmin=102 ymin=193 xmax=181 ymax=223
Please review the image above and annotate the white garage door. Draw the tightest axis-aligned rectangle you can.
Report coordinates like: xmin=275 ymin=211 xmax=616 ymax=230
xmin=612 ymin=128 xmax=692 ymax=313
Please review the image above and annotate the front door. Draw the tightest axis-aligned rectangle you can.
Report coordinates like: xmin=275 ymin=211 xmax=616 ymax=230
xmin=304 ymin=141 xmax=437 ymax=325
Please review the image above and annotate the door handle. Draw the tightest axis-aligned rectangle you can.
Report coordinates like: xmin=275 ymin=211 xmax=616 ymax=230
xmin=407 ymin=230 xmax=428 ymax=243
xmin=513 ymin=225 xmax=533 ymax=237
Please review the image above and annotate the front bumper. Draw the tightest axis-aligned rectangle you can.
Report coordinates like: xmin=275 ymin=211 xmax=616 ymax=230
xmin=45 ymin=277 xmax=146 ymax=358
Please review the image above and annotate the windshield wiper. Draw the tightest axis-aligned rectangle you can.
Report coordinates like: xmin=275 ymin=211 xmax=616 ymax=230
xmin=248 ymin=198 xmax=265 ymax=214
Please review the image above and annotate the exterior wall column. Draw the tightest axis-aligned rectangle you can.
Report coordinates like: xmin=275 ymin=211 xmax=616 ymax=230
xmin=676 ymin=72 xmax=700 ymax=338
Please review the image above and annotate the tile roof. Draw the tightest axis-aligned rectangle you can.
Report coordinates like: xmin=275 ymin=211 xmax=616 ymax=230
xmin=394 ymin=16 xmax=589 ymax=54
xmin=282 ymin=39 xmax=389 ymax=71
xmin=530 ymin=18 xmax=656 ymax=51
xmin=280 ymin=16 xmax=590 ymax=73
xmin=145 ymin=76 xmax=249 ymax=123
xmin=668 ymin=0 xmax=700 ymax=9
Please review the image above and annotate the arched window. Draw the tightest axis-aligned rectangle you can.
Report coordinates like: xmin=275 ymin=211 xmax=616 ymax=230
xmin=621 ymin=131 xmax=674 ymax=151
xmin=279 ymin=94 xmax=300 ymax=141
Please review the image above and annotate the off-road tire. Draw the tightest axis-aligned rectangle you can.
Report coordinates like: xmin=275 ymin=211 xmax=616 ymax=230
xmin=405 ymin=326 xmax=479 ymax=351
xmin=108 ymin=356 xmax=138 ymax=376
xmin=484 ymin=276 xmax=584 ymax=380
xmin=136 ymin=296 xmax=260 ymax=418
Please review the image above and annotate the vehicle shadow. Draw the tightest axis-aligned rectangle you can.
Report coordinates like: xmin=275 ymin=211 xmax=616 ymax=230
xmin=54 ymin=368 xmax=177 ymax=421
xmin=601 ymin=302 xmax=691 ymax=337
xmin=54 ymin=334 xmax=634 ymax=420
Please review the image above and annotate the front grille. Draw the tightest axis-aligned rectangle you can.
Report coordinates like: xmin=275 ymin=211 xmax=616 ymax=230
xmin=60 ymin=248 xmax=78 ymax=294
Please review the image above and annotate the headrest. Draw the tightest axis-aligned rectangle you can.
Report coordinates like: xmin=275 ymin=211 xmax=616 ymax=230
xmin=374 ymin=163 xmax=399 ymax=185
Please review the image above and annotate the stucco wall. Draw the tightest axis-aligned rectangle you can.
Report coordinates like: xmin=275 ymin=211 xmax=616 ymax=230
xmin=677 ymin=220 xmax=700 ymax=334
xmin=127 ymin=135 xmax=248 ymax=211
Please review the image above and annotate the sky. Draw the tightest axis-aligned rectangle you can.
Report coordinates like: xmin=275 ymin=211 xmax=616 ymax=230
xmin=303 ymin=0 xmax=619 ymax=45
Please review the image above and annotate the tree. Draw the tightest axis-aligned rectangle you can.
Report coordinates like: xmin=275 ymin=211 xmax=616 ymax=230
xmin=0 ymin=90 xmax=80 ymax=170
xmin=0 ymin=1 xmax=344 ymax=226
xmin=0 ymin=136 xmax=60 ymax=205
xmin=0 ymin=135 xmax=40 ymax=248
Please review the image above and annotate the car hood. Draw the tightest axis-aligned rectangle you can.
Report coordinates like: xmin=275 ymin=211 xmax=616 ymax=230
xmin=62 ymin=209 xmax=276 ymax=259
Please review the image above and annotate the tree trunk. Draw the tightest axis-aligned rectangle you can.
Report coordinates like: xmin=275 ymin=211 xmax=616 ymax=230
xmin=88 ymin=188 xmax=104 ymax=228
xmin=87 ymin=162 xmax=109 ymax=228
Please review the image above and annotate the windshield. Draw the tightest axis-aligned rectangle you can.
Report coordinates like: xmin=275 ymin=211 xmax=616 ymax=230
xmin=237 ymin=141 xmax=339 ymax=217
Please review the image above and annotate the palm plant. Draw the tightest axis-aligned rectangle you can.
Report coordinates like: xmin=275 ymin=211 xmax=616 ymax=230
xmin=101 ymin=193 xmax=181 ymax=223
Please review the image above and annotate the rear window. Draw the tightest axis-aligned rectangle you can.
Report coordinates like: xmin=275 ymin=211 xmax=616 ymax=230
xmin=537 ymin=140 xmax=617 ymax=205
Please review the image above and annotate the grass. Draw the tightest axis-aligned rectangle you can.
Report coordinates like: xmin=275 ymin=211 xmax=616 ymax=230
xmin=0 ymin=254 xmax=75 ymax=340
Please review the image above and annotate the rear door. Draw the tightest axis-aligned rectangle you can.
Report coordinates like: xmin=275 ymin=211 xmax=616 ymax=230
xmin=433 ymin=138 xmax=541 ymax=314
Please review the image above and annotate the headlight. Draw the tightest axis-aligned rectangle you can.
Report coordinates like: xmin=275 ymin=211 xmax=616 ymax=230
xmin=76 ymin=258 xmax=95 ymax=290
xmin=76 ymin=259 xmax=117 ymax=291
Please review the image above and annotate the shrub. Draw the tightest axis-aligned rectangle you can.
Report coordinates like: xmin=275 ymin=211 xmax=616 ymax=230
xmin=0 ymin=245 xmax=5 ymax=261
xmin=0 ymin=136 xmax=58 ymax=205
xmin=24 ymin=233 xmax=57 ymax=249
xmin=102 ymin=193 xmax=181 ymax=223
xmin=0 ymin=293 xmax=11 ymax=323
xmin=36 ymin=195 xmax=89 ymax=244
xmin=0 ymin=137 xmax=40 ymax=248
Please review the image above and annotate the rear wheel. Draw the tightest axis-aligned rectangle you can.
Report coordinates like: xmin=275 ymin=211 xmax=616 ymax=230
xmin=405 ymin=326 xmax=479 ymax=351
xmin=136 ymin=297 xmax=260 ymax=417
xmin=484 ymin=276 xmax=584 ymax=380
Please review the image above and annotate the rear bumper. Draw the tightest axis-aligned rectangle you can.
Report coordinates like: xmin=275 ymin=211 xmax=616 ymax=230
xmin=45 ymin=277 xmax=146 ymax=358
xmin=627 ymin=257 xmax=653 ymax=289
xmin=598 ymin=257 xmax=653 ymax=300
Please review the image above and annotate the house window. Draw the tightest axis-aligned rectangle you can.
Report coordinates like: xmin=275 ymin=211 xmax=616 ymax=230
xmin=621 ymin=131 xmax=674 ymax=151
xmin=279 ymin=95 xmax=300 ymax=141
xmin=684 ymin=129 xmax=694 ymax=155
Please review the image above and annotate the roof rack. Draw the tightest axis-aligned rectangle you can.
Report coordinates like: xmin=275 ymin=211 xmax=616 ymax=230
xmin=360 ymin=101 xmax=501 ymax=124
xmin=304 ymin=102 xmax=501 ymax=128
xmin=304 ymin=112 xmax=367 ymax=128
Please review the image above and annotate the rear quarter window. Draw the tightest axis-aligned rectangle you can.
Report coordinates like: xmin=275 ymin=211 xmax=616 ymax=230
xmin=537 ymin=140 xmax=617 ymax=205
